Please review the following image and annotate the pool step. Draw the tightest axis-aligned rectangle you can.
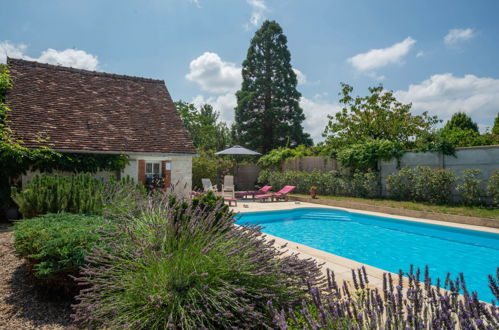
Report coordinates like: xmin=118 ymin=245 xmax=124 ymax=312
xmin=300 ymin=213 xmax=351 ymax=221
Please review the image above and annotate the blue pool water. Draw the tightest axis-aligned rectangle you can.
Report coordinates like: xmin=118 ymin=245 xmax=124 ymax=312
xmin=236 ymin=208 xmax=499 ymax=302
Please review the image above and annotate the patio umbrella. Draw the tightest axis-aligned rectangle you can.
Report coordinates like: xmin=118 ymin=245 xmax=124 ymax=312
xmin=215 ymin=145 xmax=261 ymax=191
xmin=215 ymin=145 xmax=261 ymax=156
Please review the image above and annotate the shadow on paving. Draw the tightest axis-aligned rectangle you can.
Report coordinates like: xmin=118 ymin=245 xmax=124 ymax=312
xmin=4 ymin=263 xmax=75 ymax=329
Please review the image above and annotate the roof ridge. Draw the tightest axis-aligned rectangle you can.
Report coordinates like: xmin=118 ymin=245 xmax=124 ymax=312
xmin=7 ymin=57 xmax=165 ymax=84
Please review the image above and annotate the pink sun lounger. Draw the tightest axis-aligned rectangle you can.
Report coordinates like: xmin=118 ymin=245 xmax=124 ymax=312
xmin=255 ymin=185 xmax=296 ymax=202
xmin=235 ymin=185 xmax=273 ymax=199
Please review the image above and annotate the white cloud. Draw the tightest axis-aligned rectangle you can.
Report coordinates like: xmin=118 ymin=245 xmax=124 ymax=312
xmin=347 ymin=37 xmax=416 ymax=72
xmin=192 ymin=92 xmax=237 ymax=123
xmin=444 ymin=28 xmax=475 ymax=46
xmin=0 ymin=40 xmax=98 ymax=70
xmin=188 ymin=0 xmax=201 ymax=8
xmin=186 ymin=52 xmax=242 ymax=93
xmin=246 ymin=0 xmax=267 ymax=28
xmin=0 ymin=41 xmax=27 ymax=60
xmin=395 ymin=73 xmax=499 ymax=129
xmin=293 ymin=68 xmax=307 ymax=85
xmin=416 ymin=51 xmax=425 ymax=58
xmin=36 ymin=48 xmax=98 ymax=70
xmin=300 ymin=97 xmax=341 ymax=143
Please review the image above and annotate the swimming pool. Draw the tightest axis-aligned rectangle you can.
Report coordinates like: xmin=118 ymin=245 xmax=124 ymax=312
xmin=236 ymin=207 xmax=499 ymax=302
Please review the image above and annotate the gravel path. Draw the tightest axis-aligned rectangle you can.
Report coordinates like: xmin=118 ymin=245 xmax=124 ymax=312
xmin=0 ymin=227 xmax=75 ymax=329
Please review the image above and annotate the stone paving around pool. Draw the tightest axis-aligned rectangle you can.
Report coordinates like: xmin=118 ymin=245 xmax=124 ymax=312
xmin=231 ymin=201 xmax=499 ymax=292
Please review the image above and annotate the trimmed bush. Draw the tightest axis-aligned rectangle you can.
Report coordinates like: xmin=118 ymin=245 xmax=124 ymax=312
xmin=386 ymin=167 xmax=415 ymax=200
xmin=270 ymin=267 xmax=499 ymax=329
xmin=386 ymin=166 xmax=457 ymax=204
xmin=72 ymin=196 xmax=324 ymax=329
xmin=257 ymin=169 xmax=380 ymax=198
xmin=11 ymin=174 xmax=145 ymax=218
xmin=457 ymin=169 xmax=483 ymax=206
xmin=488 ymin=169 xmax=499 ymax=207
xmin=13 ymin=213 xmax=117 ymax=293
xmin=413 ymin=166 xmax=457 ymax=204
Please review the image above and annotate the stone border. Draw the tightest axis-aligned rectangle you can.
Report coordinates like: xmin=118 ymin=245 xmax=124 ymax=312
xmin=289 ymin=195 xmax=499 ymax=229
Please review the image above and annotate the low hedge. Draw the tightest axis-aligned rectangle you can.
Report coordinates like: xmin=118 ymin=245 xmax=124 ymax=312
xmin=257 ymin=169 xmax=380 ymax=198
xmin=14 ymin=213 xmax=117 ymax=294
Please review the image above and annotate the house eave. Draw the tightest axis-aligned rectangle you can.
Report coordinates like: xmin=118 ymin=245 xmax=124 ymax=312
xmin=53 ymin=149 xmax=198 ymax=157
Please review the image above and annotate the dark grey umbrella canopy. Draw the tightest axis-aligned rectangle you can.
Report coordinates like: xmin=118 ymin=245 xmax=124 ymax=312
xmin=215 ymin=145 xmax=261 ymax=155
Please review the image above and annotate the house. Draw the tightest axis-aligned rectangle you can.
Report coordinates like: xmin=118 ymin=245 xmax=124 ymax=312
xmin=5 ymin=58 xmax=196 ymax=195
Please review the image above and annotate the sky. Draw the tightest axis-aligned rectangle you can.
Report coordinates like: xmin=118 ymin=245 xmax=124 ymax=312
xmin=1 ymin=0 xmax=499 ymax=143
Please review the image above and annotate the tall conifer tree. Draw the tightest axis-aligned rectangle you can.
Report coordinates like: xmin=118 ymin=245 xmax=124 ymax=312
xmin=234 ymin=20 xmax=311 ymax=153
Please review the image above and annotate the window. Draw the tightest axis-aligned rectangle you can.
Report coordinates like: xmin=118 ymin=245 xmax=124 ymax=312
xmin=145 ymin=161 xmax=161 ymax=180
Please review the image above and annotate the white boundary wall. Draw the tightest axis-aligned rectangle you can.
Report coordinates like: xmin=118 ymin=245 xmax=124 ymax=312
xmin=379 ymin=145 xmax=499 ymax=199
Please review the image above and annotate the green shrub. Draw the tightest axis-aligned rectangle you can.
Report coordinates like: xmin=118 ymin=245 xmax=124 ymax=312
xmin=192 ymin=152 xmax=232 ymax=190
xmin=257 ymin=169 xmax=380 ymax=198
xmin=350 ymin=171 xmax=380 ymax=198
xmin=166 ymin=190 xmax=231 ymax=230
xmin=387 ymin=166 xmax=457 ymax=204
xmin=413 ymin=166 xmax=457 ymax=204
xmin=457 ymin=169 xmax=483 ymax=206
xmin=13 ymin=213 xmax=117 ymax=293
xmin=386 ymin=167 xmax=415 ymax=200
xmin=72 ymin=195 xmax=323 ymax=328
xmin=11 ymin=174 xmax=145 ymax=218
xmin=487 ymin=169 xmax=499 ymax=207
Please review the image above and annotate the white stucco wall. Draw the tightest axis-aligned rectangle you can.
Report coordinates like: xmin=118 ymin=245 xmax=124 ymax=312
xmin=122 ymin=154 xmax=194 ymax=197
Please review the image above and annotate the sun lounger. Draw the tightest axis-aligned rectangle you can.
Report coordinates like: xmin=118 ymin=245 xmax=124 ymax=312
xmin=235 ymin=185 xmax=272 ymax=199
xmin=255 ymin=185 xmax=296 ymax=202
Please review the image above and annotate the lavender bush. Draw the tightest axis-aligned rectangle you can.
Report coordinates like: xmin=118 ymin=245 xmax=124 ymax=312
xmin=270 ymin=266 xmax=499 ymax=329
xmin=71 ymin=195 xmax=324 ymax=329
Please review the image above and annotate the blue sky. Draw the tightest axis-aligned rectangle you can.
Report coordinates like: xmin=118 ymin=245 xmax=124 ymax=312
xmin=1 ymin=0 xmax=499 ymax=142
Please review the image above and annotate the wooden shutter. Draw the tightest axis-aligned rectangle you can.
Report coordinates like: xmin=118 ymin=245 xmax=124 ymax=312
xmin=161 ymin=160 xmax=171 ymax=189
xmin=138 ymin=160 xmax=145 ymax=184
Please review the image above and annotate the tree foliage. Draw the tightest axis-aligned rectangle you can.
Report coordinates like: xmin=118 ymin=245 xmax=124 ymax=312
xmin=336 ymin=139 xmax=405 ymax=170
xmin=444 ymin=112 xmax=479 ymax=132
xmin=493 ymin=113 xmax=499 ymax=135
xmin=257 ymin=145 xmax=314 ymax=169
xmin=323 ymin=83 xmax=440 ymax=150
xmin=235 ymin=20 xmax=312 ymax=153
xmin=176 ymin=101 xmax=231 ymax=152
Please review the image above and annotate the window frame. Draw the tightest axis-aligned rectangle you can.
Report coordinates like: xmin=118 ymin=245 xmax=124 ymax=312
xmin=145 ymin=160 xmax=162 ymax=180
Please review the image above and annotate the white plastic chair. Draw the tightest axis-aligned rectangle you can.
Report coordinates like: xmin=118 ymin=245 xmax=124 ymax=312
xmin=222 ymin=175 xmax=235 ymax=198
xmin=201 ymin=178 xmax=217 ymax=192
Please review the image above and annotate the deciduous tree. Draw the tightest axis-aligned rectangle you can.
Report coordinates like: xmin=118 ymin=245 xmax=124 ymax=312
xmin=323 ymin=83 xmax=440 ymax=149
xmin=175 ymin=101 xmax=231 ymax=152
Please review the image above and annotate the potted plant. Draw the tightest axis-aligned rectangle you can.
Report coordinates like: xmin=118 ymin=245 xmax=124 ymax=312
xmin=309 ymin=186 xmax=318 ymax=199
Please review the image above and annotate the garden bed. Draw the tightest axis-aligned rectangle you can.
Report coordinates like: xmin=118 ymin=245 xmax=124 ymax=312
xmin=0 ymin=229 xmax=74 ymax=329
xmin=289 ymin=194 xmax=499 ymax=228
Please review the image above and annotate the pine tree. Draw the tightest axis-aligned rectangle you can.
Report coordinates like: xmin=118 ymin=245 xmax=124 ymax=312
xmin=235 ymin=20 xmax=312 ymax=153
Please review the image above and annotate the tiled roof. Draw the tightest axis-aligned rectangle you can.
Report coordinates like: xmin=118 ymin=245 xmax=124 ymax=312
xmin=5 ymin=58 xmax=196 ymax=154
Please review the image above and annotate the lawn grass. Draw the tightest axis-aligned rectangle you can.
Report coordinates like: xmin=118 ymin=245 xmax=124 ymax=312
xmin=291 ymin=194 xmax=499 ymax=220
